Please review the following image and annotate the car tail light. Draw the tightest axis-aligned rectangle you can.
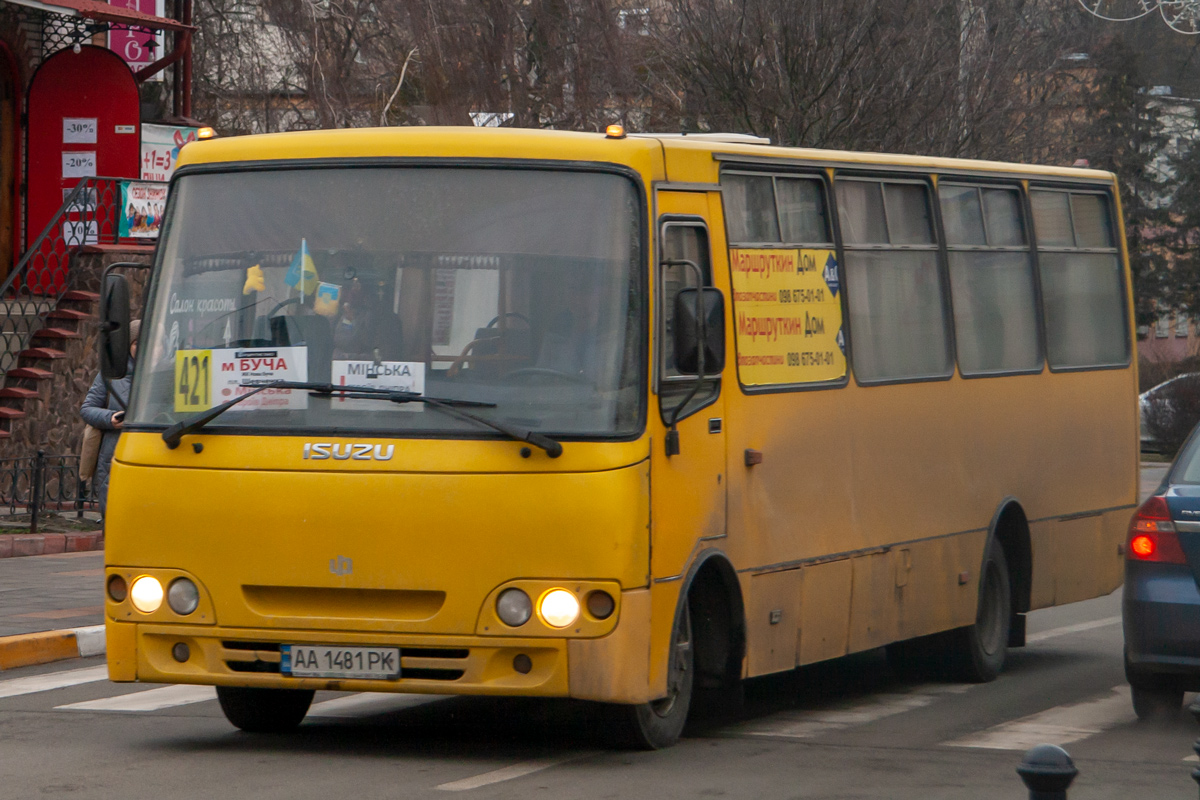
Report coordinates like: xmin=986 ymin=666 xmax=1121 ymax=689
xmin=1128 ymin=496 xmax=1187 ymax=564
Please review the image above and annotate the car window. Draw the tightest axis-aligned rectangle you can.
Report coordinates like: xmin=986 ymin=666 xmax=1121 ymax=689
xmin=1176 ymin=435 xmax=1200 ymax=484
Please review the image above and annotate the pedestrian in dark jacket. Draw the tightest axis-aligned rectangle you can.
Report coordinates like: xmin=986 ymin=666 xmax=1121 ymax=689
xmin=79 ymin=320 xmax=138 ymax=520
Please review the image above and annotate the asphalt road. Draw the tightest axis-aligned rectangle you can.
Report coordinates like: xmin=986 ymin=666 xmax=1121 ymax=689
xmin=0 ymin=465 xmax=1188 ymax=799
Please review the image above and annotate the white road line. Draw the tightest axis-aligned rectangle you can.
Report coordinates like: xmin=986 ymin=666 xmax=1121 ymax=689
xmin=57 ymin=684 xmax=216 ymax=712
xmin=1026 ymin=616 xmax=1121 ymax=644
xmin=944 ymin=685 xmax=1134 ymax=751
xmin=308 ymin=692 xmax=440 ymax=718
xmin=740 ymin=684 xmax=971 ymax=739
xmin=0 ymin=665 xmax=108 ymax=700
xmin=436 ymin=753 xmax=594 ymax=792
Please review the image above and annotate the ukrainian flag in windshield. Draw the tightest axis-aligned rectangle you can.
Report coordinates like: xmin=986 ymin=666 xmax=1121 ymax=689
xmin=284 ymin=238 xmax=318 ymax=295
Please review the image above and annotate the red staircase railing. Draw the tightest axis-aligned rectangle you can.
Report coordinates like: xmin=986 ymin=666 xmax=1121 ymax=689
xmin=0 ymin=177 xmax=166 ymax=378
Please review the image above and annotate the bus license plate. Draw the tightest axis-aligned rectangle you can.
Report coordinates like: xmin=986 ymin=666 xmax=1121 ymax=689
xmin=281 ymin=645 xmax=400 ymax=680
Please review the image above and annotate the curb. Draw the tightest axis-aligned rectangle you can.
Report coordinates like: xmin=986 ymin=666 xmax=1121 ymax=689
xmin=0 ymin=532 xmax=103 ymax=558
xmin=0 ymin=624 xmax=105 ymax=670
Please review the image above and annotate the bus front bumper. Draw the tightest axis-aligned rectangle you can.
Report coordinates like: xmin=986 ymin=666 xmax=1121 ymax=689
xmin=106 ymin=594 xmax=659 ymax=704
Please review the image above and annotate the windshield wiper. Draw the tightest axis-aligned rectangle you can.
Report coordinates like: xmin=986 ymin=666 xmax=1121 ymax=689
xmin=328 ymin=389 xmax=563 ymax=458
xmin=161 ymin=380 xmax=563 ymax=458
xmin=162 ymin=380 xmax=489 ymax=448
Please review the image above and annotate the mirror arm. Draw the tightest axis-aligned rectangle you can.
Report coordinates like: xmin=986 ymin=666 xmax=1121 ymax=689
xmin=662 ymin=259 xmax=707 ymax=457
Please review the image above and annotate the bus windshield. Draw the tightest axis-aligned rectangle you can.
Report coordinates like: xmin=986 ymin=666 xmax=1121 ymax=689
xmin=128 ymin=167 xmax=644 ymax=439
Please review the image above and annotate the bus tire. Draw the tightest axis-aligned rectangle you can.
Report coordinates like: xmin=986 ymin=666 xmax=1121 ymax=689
xmin=216 ymin=686 xmax=314 ymax=733
xmin=617 ymin=603 xmax=694 ymax=750
xmin=946 ymin=539 xmax=1011 ymax=682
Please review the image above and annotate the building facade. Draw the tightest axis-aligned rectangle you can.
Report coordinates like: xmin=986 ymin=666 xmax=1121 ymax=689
xmin=0 ymin=0 xmax=194 ymax=280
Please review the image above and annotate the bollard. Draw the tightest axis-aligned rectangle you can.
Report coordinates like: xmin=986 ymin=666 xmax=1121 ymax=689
xmin=1189 ymin=698 xmax=1200 ymax=797
xmin=1193 ymin=739 xmax=1200 ymax=800
xmin=75 ymin=473 xmax=87 ymax=519
xmin=1017 ymin=744 xmax=1078 ymax=800
xmin=29 ymin=449 xmax=44 ymax=535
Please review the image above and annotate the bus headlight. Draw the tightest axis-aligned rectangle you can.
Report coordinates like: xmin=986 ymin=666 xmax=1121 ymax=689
xmin=130 ymin=576 xmax=164 ymax=613
xmin=496 ymin=588 xmax=532 ymax=627
xmin=538 ymin=589 xmax=579 ymax=628
xmin=167 ymin=578 xmax=200 ymax=615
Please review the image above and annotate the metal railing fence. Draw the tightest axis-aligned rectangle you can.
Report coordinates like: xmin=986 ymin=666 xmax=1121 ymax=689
xmin=0 ymin=450 xmax=99 ymax=532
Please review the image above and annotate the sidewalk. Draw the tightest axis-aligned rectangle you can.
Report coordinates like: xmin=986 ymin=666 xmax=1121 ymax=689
xmin=0 ymin=548 xmax=104 ymax=669
xmin=0 ymin=549 xmax=104 ymax=637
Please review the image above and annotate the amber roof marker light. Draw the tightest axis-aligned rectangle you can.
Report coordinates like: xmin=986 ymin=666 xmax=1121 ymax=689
xmin=197 ymin=126 xmax=218 ymax=140
xmin=605 ymin=124 xmax=626 ymax=140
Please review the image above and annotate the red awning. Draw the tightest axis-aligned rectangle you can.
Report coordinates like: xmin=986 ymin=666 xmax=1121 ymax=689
xmin=1 ymin=0 xmax=191 ymax=31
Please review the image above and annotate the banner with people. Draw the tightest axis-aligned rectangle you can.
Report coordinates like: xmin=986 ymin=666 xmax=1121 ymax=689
xmin=119 ymin=181 xmax=168 ymax=239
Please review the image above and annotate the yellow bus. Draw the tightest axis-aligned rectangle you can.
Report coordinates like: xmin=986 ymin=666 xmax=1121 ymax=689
xmin=99 ymin=127 xmax=1137 ymax=749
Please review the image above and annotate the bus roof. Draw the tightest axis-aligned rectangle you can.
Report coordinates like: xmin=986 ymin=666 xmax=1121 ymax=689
xmin=175 ymin=126 xmax=1116 ymax=184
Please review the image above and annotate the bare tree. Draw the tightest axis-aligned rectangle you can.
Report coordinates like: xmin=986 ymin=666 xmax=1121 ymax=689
xmin=386 ymin=0 xmax=644 ymax=129
xmin=193 ymin=0 xmax=417 ymax=132
xmin=642 ymin=0 xmax=1095 ymax=158
xmin=192 ymin=0 xmax=312 ymax=133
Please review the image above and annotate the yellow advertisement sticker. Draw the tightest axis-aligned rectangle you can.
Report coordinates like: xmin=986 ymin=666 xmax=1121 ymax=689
xmin=174 ymin=349 xmax=213 ymax=412
xmin=729 ymin=248 xmax=846 ymax=386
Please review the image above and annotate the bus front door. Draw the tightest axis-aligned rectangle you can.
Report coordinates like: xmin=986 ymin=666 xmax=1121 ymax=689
xmin=648 ymin=189 xmax=729 ymax=692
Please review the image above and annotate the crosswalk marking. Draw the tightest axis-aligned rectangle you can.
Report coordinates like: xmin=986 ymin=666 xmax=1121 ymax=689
xmin=308 ymin=692 xmax=440 ymax=718
xmin=0 ymin=665 xmax=108 ymax=700
xmin=436 ymin=753 xmax=594 ymax=792
xmin=738 ymin=683 xmax=971 ymax=739
xmin=1026 ymin=616 xmax=1121 ymax=644
xmin=0 ymin=623 xmax=1141 ymax=761
xmin=944 ymin=686 xmax=1135 ymax=751
xmin=57 ymin=684 xmax=216 ymax=712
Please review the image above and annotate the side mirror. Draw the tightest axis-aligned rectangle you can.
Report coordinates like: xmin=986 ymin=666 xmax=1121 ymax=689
xmin=100 ymin=273 xmax=131 ymax=380
xmin=673 ymin=287 xmax=725 ymax=375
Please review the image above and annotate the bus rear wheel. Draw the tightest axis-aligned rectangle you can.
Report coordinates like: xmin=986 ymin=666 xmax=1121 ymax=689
xmin=946 ymin=539 xmax=1011 ymax=682
xmin=216 ymin=686 xmax=314 ymax=733
xmin=616 ymin=604 xmax=693 ymax=749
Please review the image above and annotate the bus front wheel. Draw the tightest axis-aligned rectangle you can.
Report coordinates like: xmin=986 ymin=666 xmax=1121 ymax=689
xmin=216 ymin=686 xmax=314 ymax=733
xmin=616 ymin=604 xmax=694 ymax=749
xmin=947 ymin=539 xmax=1011 ymax=682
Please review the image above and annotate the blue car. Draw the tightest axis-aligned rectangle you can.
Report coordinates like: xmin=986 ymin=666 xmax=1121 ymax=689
xmin=1124 ymin=436 xmax=1200 ymax=718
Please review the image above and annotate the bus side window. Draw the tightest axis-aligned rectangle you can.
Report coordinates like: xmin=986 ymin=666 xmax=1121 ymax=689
xmin=1030 ymin=188 xmax=1127 ymax=369
xmin=939 ymin=183 xmax=1041 ymax=376
xmin=660 ymin=223 xmax=717 ymax=419
xmin=836 ymin=178 xmax=952 ymax=383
